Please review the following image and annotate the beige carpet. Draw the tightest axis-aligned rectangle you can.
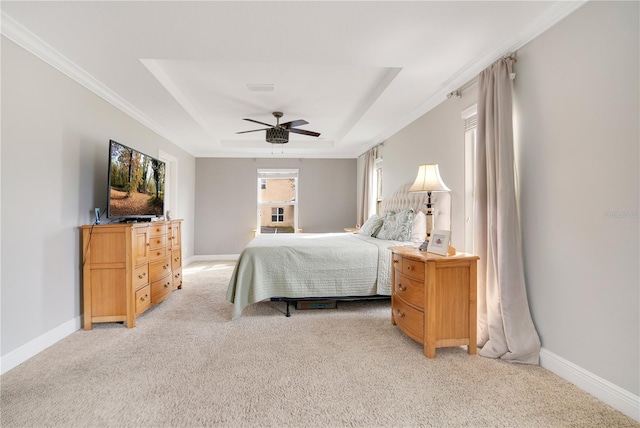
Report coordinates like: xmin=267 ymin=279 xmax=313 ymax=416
xmin=1 ymin=261 xmax=637 ymax=427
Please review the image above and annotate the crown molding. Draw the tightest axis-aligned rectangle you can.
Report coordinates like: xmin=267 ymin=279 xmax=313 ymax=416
xmin=372 ymin=0 xmax=588 ymax=147
xmin=0 ymin=11 xmax=195 ymax=156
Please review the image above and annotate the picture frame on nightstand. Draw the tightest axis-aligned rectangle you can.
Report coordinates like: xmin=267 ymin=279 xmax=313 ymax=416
xmin=427 ymin=230 xmax=451 ymax=255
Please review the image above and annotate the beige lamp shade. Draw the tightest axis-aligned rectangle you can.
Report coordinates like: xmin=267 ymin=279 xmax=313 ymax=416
xmin=408 ymin=164 xmax=451 ymax=193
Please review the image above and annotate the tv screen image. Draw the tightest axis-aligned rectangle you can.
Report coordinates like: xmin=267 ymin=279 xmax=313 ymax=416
xmin=107 ymin=140 xmax=165 ymax=220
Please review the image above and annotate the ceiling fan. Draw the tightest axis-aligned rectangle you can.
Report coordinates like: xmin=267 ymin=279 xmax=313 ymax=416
xmin=236 ymin=111 xmax=321 ymax=144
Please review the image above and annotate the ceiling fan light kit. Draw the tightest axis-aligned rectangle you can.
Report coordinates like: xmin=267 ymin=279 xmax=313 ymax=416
xmin=237 ymin=111 xmax=321 ymax=145
xmin=266 ymin=127 xmax=289 ymax=144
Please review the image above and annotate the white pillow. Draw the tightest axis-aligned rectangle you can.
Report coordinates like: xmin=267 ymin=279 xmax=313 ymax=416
xmin=411 ymin=211 xmax=427 ymax=242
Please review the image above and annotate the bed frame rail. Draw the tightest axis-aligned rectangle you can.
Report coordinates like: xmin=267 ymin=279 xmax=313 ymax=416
xmin=270 ymin=295 xmax=390 ymax=317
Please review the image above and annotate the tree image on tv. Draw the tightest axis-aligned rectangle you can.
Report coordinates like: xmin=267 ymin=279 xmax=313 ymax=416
xmin=109 ymin=144 xmax=165 ymax=217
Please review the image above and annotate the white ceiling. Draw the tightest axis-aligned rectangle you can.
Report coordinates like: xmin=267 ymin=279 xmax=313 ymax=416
xmin=1 ymin=1 xmax=584 ymax=158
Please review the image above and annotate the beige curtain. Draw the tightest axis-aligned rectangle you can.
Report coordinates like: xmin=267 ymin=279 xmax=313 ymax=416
xmin=358 ymin=148 xmax=375 ymax=226
xmin=474 ymin=56 xmax=541 ymax=364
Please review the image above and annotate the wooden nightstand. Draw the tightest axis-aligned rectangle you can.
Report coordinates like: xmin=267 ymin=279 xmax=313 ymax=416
xmin=390 ymin=246 xmax=478 ymax=358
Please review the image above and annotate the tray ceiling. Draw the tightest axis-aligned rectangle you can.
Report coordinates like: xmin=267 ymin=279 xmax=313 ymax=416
xmin=1 ymin=1 xmax=585 ymax=158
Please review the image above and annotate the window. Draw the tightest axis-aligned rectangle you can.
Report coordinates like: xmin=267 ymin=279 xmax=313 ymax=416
xmin=373 ymin=145 xmax=383 ymax=214
xmin=257 ymin=169 xmax=298 ymax=234
xmin=271 ymin=207 xmax=284 ymax=223
xmin=462 ymin=105 xmax=477 ymax=254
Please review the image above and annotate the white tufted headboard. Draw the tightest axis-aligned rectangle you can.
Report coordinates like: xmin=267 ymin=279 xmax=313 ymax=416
xmin=380 ymin=183 xmax=451 ymax=230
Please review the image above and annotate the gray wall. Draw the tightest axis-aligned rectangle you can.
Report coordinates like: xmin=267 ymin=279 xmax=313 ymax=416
xmin=380 ymin=87 xmax=477 ymax=251
xmin=515 ymin=1 xmax=638 ymax=395
xmin=195 ymin=158 xmax=357 ymax=255
xmin=1 ymin=38 xmax=196 ymax=357
xmin=370 ymin=1 xmax=638 ymax=397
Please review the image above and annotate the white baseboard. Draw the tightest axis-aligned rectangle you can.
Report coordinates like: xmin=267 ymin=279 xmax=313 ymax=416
xmin=1 ymin=316 xmax=81 ymax=375
xmin=1 ymin=256 xmax=237 ymax=375
xmin=540 ymin=348 xmax=639 ymax=422
xmin=187 ymin=254 xmax=239 ymax=264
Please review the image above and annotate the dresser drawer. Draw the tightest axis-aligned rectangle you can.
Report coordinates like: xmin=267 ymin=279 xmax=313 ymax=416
xmin=392 ymin=297 xmax=424 ymax=343
xmin=149 ymin=234 xmax=168 ymax=250
xmin=149 ymin=223 xmax=167 ymax=237
xmin=394 ymin=273 xmax=424 ymax=309
xmin=172 ymin=267 xmax=182 ymax=289
xmin=149 ymin=246 xmax=168 ymax=262
xmin=135 ymin=285 xmax=151 ymax=316
xmin=402 ymin=258 xmax=425 ymax=281
xmin=171 ymin=250 xmax=182 ymax=270
xmin=133 ymin=264 xmax=149 ymax=289
xmin=149 ymin=255 xmax=172 ymax=282
xmin=151 ymin=275 xmax=173 ymax=304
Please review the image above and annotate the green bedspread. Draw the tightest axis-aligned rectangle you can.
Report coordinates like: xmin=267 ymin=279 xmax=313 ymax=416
xmin=226 ymin=232 xmax=408 ymax=319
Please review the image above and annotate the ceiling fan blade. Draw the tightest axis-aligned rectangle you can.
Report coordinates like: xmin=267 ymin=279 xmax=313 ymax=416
xmin=281 ymin=119 xmax=308 ymax=129
xmin=243 ymin=118 xmax=274 ymax=127
xmin=236 ymin=128 xmax=270 ymax=134
xmin=289 ymin=128 xmax=321 ymax=137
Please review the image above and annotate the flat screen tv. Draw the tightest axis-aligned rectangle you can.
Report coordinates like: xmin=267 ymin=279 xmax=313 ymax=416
xmin=107 ymin=140 xmax=165 ymax=221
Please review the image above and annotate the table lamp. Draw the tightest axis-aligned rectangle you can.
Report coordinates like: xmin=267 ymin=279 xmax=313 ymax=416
xmin=408 ymin=164 xmax=450 ymax=240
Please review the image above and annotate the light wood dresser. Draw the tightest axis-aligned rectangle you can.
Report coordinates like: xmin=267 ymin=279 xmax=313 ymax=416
xmin=390 ymin=246 xmax=478 ymax=358
xmin=81 ymin=220 xmax=182 ymax=330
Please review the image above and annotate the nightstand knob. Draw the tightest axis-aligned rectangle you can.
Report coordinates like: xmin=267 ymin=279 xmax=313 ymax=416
xmin=393 ymin=259 xmax=399 ymax=264
xmin=396 ymin=309 xmax=405 ymax=318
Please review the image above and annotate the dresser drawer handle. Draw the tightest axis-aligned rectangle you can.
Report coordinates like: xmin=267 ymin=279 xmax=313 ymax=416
xmin=407 ymin=265 xmax=415 ymax=271
xmin=139 ymin=293 xmax=148 ymax=302
xmin=138 ymin=272 xmax=146 ymax=279
xmin=163 ymin=264 xmax=169 ymax=270
xmin=164 ymin=282 xmax=171 ymax=288
xmin=393 ymin=259 xmax=399 ymax=264
xmin=395 ymin=309 xmax=405 ymax=318
xmin=398 ymin=284 xmax=406 ymax=292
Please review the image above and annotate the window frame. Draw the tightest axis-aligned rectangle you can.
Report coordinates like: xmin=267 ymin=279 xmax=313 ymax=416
xmin=462 ymin=104 xmax=477 ymax=254
xmin=257 ymin=169 xmax=299 ymax=234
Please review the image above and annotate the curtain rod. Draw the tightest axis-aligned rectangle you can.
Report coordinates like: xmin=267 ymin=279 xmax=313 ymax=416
xmin=447 ymin=52 xmax=517 ymax=99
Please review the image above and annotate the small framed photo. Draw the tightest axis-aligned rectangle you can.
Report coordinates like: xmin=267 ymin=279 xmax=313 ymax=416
xmin=428 ymin=230 xmax=451 ymax=256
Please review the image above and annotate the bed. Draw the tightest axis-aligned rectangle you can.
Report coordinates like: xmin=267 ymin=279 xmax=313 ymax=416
xmin=226 ymin=183 xmax=451 ymax=319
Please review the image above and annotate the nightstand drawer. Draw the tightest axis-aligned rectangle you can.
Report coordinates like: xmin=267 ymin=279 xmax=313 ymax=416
xmin=392 ymin=253 xmax=403 ymax=272
xmin=402 ymin=258 xmax=425 ymax=280
xmin=394 ymin=273 xmax=424 ymax=309
xmin=392 ymin=297 xmax=423 ymax=343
